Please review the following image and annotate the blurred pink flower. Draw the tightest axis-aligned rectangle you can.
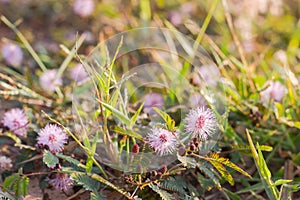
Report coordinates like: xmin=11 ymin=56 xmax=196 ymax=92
xmin=37 ymin=124 xmax=68 ymax=153
xmin=39 ymin=69 xmax=62 ymax=92
xmin=147 ymin=127 xmax=177 ymax=156
xmin=1 ymin=42 xmax=23 ymax=67
xmin=49 ymin=173 xmax=74 ymax=191
xmin=73 ymin=0 xmax=95 ymax=17
xmin=169 ymin=11 xmax=182 ymax=26
xmin=189 ymin=93 xmax=207 ymax=107
xmin=2 ymin=108 xmax=28 ymax=137
xmin=185 ymin=107 xmax=217 ymax=140
xmin=143 ymin=93 xmax=164 ymax=114
xmin=70 ymin=63 xmax=89 ymax=82
xmin=0 ymin=155 xmax=12 ymax=172
xmin=192 ymin=65 xmax=221 ymax=87
xmin=260 ymin=81 xmax=287 ymax=104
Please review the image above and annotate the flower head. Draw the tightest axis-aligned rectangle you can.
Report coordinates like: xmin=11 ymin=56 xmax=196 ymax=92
xmin=73 ymin=0 xmax=95 ymax=17
xmin=0 ymin=155 xmax=12 ymax=172
xmin=185 ymin=107 xmax=217 ymax=140
xmin=1 ymin=42 xmax=23 ymax=67
xmin=192 ymin=65 xmax=221 ymax=87
xmin=49 ymin=173 xmax=74 ymax=191
xmin=260 ymin=81 xmax=287 ymax=104
xmin=143 ymin=93 xmax=164 ymax=114
xmin=39 ymin=69 xmax=62 ymax=93
xmin=70 ymin=63 xmax=89 ymax=82
xmin=147 ymin=127 xmax=177 ymax=156
xmin=37 ymin=124 xmax=68 ymax=153
xmin=2 ymin=108 xmax=28 ymax=137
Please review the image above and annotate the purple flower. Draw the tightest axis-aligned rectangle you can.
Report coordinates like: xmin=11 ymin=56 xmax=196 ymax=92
xmin=2 ymin=108 xmax=28 ymax=137
xmin=39 ymin=69 xmax=62 ymax=93
xmin=49 ymin=173 xmax=74 ymax=191
xmin=0 ymin=155 xmax=12 ymax=172
xmin=260 ymin=81 xmax=287 ymax=104
xmin=184 ymin=107 xmax=217 ymax=140
xmin=143 ymin=93 xmax=164 ymax=114
xmin=192 ymin=65 xmax=221 ymax=87
xmin=147 ymin=127 xmax=177 ymax=156
xmin=1 ymin=42 xmax=23 ymax=67
xmin=37 ymin=124 xmax=68 ymax=153
xmin=73 ymin=0 xmax=95 ymax=17
xmin=70 ymin=63 xmax=89 ymax=82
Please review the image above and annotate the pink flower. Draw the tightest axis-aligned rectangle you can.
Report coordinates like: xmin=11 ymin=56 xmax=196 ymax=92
xmin=192 ymin=65 xmax=221 ymax=87
xmin=1 ymin=42 xmax=23 ymax=67
xmin=49 ymin=173 xmax=74 ymax=191
xmin=189 ymin=93 xmax=207 ymax=107
xmin=39 ymin=69 xmax=62 ymax=93
xmin=143 ymin=93 xmax=164 ymax=114
xmin=70 ymin=63 xmax=89 ymax=82
xmin=37 ymin=124 xmax=68 ymax=153
xmin=260 ymin=81 xmax=287 ymax=104
xmin=169 ymin=11 xmax=182 ymax=26
xmin=2 ymin=108 xmax=28 ymax=137
xmin=147 ymin=127 xmax=177 ymax=156
xmin=0 ymin=155 xmax=12 ymax=172
xmin=184 ymin=107 xmax=217 ymax=140
xmin=73 ymin=0 xmax=95 ymax=17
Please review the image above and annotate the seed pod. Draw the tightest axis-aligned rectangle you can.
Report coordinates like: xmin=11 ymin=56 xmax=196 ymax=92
xmin=131 ymin=144 xmax=140 ymax=154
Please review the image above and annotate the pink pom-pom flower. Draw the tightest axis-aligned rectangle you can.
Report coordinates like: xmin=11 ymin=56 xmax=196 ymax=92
xmin=37 ymin=124 xmax=68 ymax=153
xmin=1 ymin=42 xmax=23 ymax=67
xmin=0 ymin=155 xmax=12 ymax=172
xmin=143 ymin=93 xmax=164 ymax=115
xmin=39 ymin=69 xmax=62 ymax=93
xmin=70 ymin=63 xmax=89 ymax=82
xmin=73 ymin=0 xmax=95 ymax=17
xmin=184 ymin=106 xmax=217 ymax=140
xmin=2 ymin=108 xmax=28 ymax=137
xmin=49 ymin=173 xmax=74 ymax=191
xmin=146 ymin=127 xmax=177 ymax=156
xmin=260 ymin=81 xmax=287 ymax=104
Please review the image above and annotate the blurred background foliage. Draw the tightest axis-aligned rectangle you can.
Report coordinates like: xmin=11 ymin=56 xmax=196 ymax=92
xmin=0 ymin=0 xmax=300 ymax=199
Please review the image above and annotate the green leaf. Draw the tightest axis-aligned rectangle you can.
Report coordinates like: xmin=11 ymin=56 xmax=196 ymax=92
xmin=223 ymin=188 xmax=242 ymax=200
xmin=233 ymin=144 xmax=273 ymax=152
xmin=236 ymin=182 xmax=264 ymax=194
xmin=161 ymin=176 xmax=188 ymax=195
xmin=56 ymin=153 xmax=86 ymax=169
xmin=208 ymin=153 xmax=252 ymax=178
xmin=14 ymin=176 xmax=29 ymax=197
xmin=43 ymin=150 xmax=59 ymax=168
xmin=197 ymin=163 xmax=221 ymax=189
xmin=98 ymin=100 xmax=131 ymax=126
xmin=130 ymin=102 xmax=144 ymax=128
xmin=274 ymin=102 xmax=284 ymax=119
xmin=73 ymin=173 xmax=100 ymax=193
xmin=208 ymin=159 xmax=234 ymax=186
xmin=3 ymin=174 xmax=19 ymax=189
xmin=177 ymin=155 xmax=197 ymax=168
xmin=111 ymin=126 xmax=143 ymax=140
xmin=153 ymin=107 xmax=176 ymax=131
xmin=246 ymin=129 xmax=279 ymax=200
xmin=149 ymin=183 xmax=174 ymax=200
xmin=274 ymin=179 xmax=292 ymax=186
